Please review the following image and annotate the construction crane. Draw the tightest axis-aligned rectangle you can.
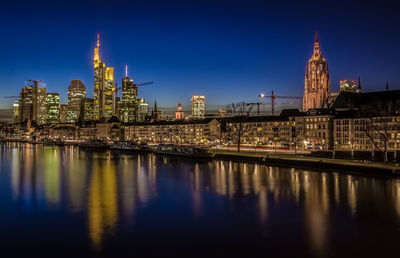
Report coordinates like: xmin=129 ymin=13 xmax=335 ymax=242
xmin=258 ymin=90 xmax=302 ymax=116
xmin=4 ymin=96 xmax=19 ymax=99
xmin=115 ymin=81 xmax=154 ymax=91
xmin=114 ymin=81 xmax=154 ymax=97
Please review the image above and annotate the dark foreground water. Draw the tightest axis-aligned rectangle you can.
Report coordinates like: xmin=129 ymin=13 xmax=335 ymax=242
xmin=1 ymin=143 xmax=400 ymax=257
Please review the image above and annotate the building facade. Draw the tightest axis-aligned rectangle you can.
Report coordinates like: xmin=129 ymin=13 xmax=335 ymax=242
xmin=93 ymin=34 xmax=114 ymax=120
xmin=18 ymin=80 xmax=47 ymax=124
xmin=13 ymin=101 xmax=19 ymax=123
xmin=67 ymin=80 xmax=86 ymax=123
xmin=59 ymin=104 xmax=68 ymax=123
xmin=191 ymin=95 xmax=205 ymax=119
xmin=120 ymin=70 xmax=138 ymax=123
xmin=83 ymin=97 xmax=95 ymax=121
xmin=301 ymin=111 xmax=333 ymax=150
xmin=303 ymin=35 xmax=330 ymax=112
xmin=125 ymin=118 xmax=221 ymax=145
xmin=224 ymin=116 xmax=295 ymax=149
xmin=45 ymin=93 xmax=60 ymax=124
xmin=339 ymin=80 xmax=361 ymax=93
xmin=334 ymin=116 xmax=400 ymax=152
xmin=138 ymin=98 xmax=149 ymax=122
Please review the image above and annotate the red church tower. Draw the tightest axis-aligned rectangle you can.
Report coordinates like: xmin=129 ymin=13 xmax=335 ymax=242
xmin=303 ymin=34 xmax=330 ymax=111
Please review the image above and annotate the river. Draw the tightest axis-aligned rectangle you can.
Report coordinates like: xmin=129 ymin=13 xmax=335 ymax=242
xmin=0 ymin=143 xmax=399 ymax=257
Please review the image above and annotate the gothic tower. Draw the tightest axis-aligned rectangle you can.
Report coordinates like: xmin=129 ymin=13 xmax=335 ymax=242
xmin=303 ymin=34 xmax=330 ymax=111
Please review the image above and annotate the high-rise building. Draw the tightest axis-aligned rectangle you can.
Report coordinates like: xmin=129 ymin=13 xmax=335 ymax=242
xmin=340 ymin=79 xmax=361 ymax=93
xmin=83 ymin=98 xmax=95 ymax=121
xmin=18 ymin=80 xmax=47 ymax=124
xmin=67 ymin=80 xmax=86 ymax=123
xmin=303 ymin=34 xmax=330 ymax=111
xmin=93 ymin=34 xmax=114 ymax=120
xmin=45 ymin=93 xmax=60 ymax=124
xmin=121 ymin=65 xmax=138 ymax=123
xmin=191 ymin=95 xmax=205 ymax=119
xmin=13 ymin=101 xmax=19 ymax=123
xmin=59 ymin=104 xmax=68 ymax=123
xmin=138 ymin=98 xmax=149 ymax=122
xmin=175 ymin=103 xmax=184 ymax=120
xmin=114 ymin=96 xmax=121 ymax=120
xmin=18 ymin=87 xmax=32 ymax=123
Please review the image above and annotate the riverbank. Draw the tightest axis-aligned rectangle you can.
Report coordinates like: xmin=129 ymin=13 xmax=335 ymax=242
xmin=214 ymin=150 xmax=400 ymax=177
xmin=2 ymin=140 xmax=400 ymax=177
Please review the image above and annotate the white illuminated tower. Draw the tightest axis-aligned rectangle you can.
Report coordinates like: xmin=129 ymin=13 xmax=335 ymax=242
xmin=191 ymin=95 xmax=205 ymax=119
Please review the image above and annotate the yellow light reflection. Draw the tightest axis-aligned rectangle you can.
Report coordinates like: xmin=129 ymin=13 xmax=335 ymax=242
xmin=88 ymin=160 xmax=118 ymax=250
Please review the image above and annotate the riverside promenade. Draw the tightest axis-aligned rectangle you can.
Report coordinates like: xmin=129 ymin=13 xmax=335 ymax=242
xmin=214 ymin=150 xmax=400 ymax=177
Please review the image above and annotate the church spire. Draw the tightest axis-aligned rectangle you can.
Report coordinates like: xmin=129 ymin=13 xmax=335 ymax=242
xmin=303 ymin=33 xmax=330 ymax=112
xmin=312 ymin=32 xmax=322 ymax=59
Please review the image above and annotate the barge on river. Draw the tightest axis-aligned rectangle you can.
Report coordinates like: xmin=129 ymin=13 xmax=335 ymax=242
xmin=154 ymin=145 xmax=215 ymax=159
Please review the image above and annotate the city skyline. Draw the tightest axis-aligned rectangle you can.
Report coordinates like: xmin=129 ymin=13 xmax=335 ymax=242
xmin=3 ymin=2 xmax=400 ymax=257
xmin=1 ymin=1 xmax=400 ymax=110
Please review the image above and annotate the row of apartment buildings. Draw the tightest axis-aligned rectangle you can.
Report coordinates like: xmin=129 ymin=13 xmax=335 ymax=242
xmin=5 ymin=89 xmax=400 ymax=152
xmin=123 ymin=89 xmax=400 ymax=152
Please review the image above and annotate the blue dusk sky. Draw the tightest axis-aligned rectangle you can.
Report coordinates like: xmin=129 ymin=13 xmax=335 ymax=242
xmin=0 ymin=0 xmax=399 ymax=110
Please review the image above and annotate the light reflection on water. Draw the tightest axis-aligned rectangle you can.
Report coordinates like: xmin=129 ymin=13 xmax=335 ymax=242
xmin=1 ymin=142 xmax=400 ymax=257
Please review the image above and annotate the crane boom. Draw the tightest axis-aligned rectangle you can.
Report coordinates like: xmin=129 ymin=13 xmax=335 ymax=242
xmin=136 ymin=81 xmax=153 ymax=87
xmin=4 ymin=96 xmax=19 ymax=99
xmin=258 ymin=90 xmax=302 ymax=116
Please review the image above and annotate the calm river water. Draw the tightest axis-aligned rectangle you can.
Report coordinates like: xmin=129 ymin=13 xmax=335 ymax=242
xmin=1 ymin=143 xmax=400 ymax=257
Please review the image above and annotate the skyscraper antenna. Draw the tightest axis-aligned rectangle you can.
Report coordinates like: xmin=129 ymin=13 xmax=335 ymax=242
xmin=125 ymin=65 xmax=128 ymax=77
xmin=97 ymin=33 xmax=100 ymax=48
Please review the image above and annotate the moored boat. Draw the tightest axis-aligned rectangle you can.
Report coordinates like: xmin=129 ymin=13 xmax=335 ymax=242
xmin=154 ymin=144 xmax=215 ymax=158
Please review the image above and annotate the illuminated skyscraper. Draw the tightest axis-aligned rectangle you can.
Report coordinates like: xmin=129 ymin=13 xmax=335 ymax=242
xmin=191 ymin=95 xmax=205 ymax=119
xmin=18 ymin=80 xmax=47 ymax=124
xmin=59 ymin=104 xmax=68 ymax=123
xmin=67 ymin=80 xmax=86 ymax=123
xmin=13 ymin=101 xmax=19 ymax=123
xmin=45 ymin=93 xmax=60 ymax=124
xmin=121 ymin=65 xmax=138 ymax=123
xmin=83 ymin=98 xmax=95 ymax=121
xmin=303 ymin=34 xmax=330 ymax=111
xmin=18 ymin=87 xmax=32 ymax=123
xmin=138 ymin=98 xmax=149 ymax=122
xmin=93 ymin=34 xmax=114 ymax=120
xmin=340 ymin=79 xmax=361 ymax=93
xmin=114 ymin=96 xmax=121 ymax=119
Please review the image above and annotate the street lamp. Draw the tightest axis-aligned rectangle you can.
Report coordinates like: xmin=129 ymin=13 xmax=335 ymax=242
xmin=333 ymin=141 xmax=337 ymax=159
xmin=349 ymin=140 xmax=354 ymax=160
